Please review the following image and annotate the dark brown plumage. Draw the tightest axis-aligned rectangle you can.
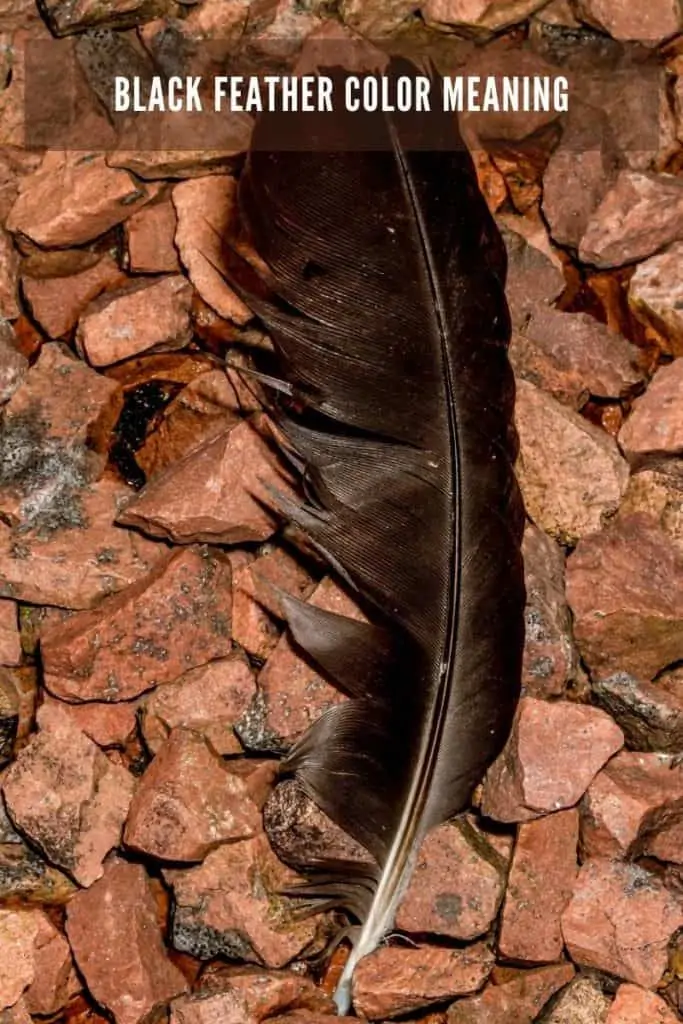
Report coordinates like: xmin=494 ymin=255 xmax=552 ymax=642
xmin=224 ymin=61 xmax=525 ymax=1014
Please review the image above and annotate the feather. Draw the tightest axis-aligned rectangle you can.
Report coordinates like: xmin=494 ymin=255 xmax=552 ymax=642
xmin=225 ymin=60 xmax=525 ymax=1014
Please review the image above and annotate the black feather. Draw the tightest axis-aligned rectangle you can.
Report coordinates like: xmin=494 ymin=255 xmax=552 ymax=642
xmin=225 ymin=61 xmax=525 ymax=1014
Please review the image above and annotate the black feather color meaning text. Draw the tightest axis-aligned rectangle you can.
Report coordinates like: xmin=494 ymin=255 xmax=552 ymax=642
xmin=223 ymin=59 xmax=526 ymax=1016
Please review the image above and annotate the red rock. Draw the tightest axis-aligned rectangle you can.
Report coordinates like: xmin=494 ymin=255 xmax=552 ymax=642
xmin=542 ymin=105 xmax=619 ymax=251
xmin=40 ymin=0 xmax=170 ymax=34
xmin=124 ymin=728 xmax=261 ymax=862
xmin=3 ymin=702 xmax=134 ymax=886
xmin=6 ymin=151 xmax=156 ymax=247
xmin=0 ymin=1001 xmax=32 ymax=1024
xmin=0 ymin=322 xmax=26 ymax=405
xmin=541 ymin=975 xmax=611 ymax=1024
xmin=422 ymin=0 xmax=548 ymax=31
xmin=338 ymin=0 xmax=423 ymax=36
xmin=118 ymin=418 xmax=295 ymax=545
xmin=607 ymin=984 xmax=678 ymax=1023
xmin=173 ymin=176 xmax=252 ymax=324
xmin=619 ymin=360 xmax=683 ymax=459
xmin=0 ymin=601 xmax=19 ymax=665
xmin=263 ymin=779 xmax=370 ymax=871
xmin=0 ymin=228 xmax=18 ymax=320
xmin=499 ymin=809 xmax=578 ymax=962
xmin=447 ymin=964 xmax=575 ymax=1024
xmin=244 ymin=577 xmax=361 ymax=751
xmin=269 ymin=1015 xmax=354 ymax=1024
xmin=352 ymin=942 xmax=494 ymax=1019
xmin=66 ymin=859 xmax=188 ymax=1024
xmin=592 ymin=672 xmax=683 ymax=752
xmin=172 ymin=967 xmax=333 ymax=1024
xmin=499 ymin=220 xmax=565 ymax=331
xmin=515 ymin=380 xmax=629 ymax=545
xmin=0 ymin=668 xmax=19 ymax=765
xmin=0 ymin=909 xmax=61 ymax=1010
xmin=24 ymin=917 xmax=74 ymax=1015
xmin=397 ymin=816 xmax=509 ymax=940
xmin=566 ymin=514 xmax=683 ymax=680
xmin=141 ymin=654 xmax=255 ymax=756
xmin=232 ymin=547 xmax=317 ymax=661
xmin=481 ymin=697 xmax=623 ymax=823
xmin=4 ymin=341 xmax=123 ymax=455
xmin=166 ymin=833 xmax=325 ymax=968
xmin=251 ymin=0 xmax=322 ymax=59
xmin=579 ymin=172 xmax=683 ymax=269
xmin=125 ymin=198 xmax=180 ymax=274
xmin=642 ymin=812 xmax=683 ymax=864
xmin=77 ymin=275 xmax=193 ymax=367
xmin=561 ymin=858 xmax=683 ymax=988
xmin=521 ymin=525 xmax=577 ymax=698
xmin=107 ymin=135 xmax=252 ymax=180
xmin=581 ymin=751 xmax=683 ymax=860
xmin=574 ymin=0 xmax=682 ymax=44
xmin=0 ymin=475 xmax=164 ymax=609
xmin=511 ymin=309 xmax=643 ymax=410
xmin=21 ymin=253 xmax=126 ymax=339
xmin=629 ymin=242 xmax=683 ymax=356
xmin=136 ymin=370 xmax=245 ymax=480
xmin=534 ymin=0 xmax=581 ymax=25
xmin=617 ymin=469 xmax=683 ymax=555
xmin=42 ymin=546 xmax=232 ymax=702
xmin=40 ymin=693 xmax=138 ymax=748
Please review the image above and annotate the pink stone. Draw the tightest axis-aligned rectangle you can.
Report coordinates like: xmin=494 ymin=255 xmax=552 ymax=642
xmin=125 ymin=198 xmax=180 ymax=274
xmin=606 ymin=983 xmax=679 ymax=1023
xmin=0 ymin=601 xmax=20 ymax=665
xmin=619 ymin=359 xmax=683 ymax=459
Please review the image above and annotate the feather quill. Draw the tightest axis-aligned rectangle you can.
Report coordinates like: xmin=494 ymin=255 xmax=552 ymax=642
xmin=225 ymin=61 xmax=525 ymax=1014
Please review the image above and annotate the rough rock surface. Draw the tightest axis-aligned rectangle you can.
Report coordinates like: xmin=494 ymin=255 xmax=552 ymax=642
xmin=0 ymin=325 xmax=26 ymax=406
xmin=66 ymin=859 xmax=188 ymax=1024
xmin=481 ymin=697 xmax=623 ymax=822
xmin=574 ymin=0 xmax=683 ymax=45
xmin=606 ymin=984 xmax=679 ymax=1023
xmin=591 ymin=671 xmax=683 ymax=752
xmin=0 ymin=602 xmax=20 ymax=666
xmin=352 ymin=942 xmax=494 ymax=1019
xmin=41 ymin=546 xmax=232 ymax=701
xmin=567 ymin=513 xmax=683 ymax=680
xmin=446 ymin=964 xmax=575 ymax=1024
xmin=617 ymin=468 xmax=683 ymax=554
xmin=124 ymin=728 xmax=261 ymax=861
xmin=21 ymin=253 xmax=126 ymax=340
xmin=499 ymin=809 xmax=578 ymax=962
xmin=561 ymin=858 xmax=683 ymax=987
xmin=619 ymin=359 xmax=683 ymax=458
xmin=125 ymin=198 xmax=180 ymax=274
xmin=170 ymin=969 xmax=334 ymax=1024
xmin=515 ymin=380 xmax=629 ymax=544
xmin=542 ymin=975 xmax=611 ymax=1024
xmin=629 ymin=242 xmax=683 ymax=355
xmin=422 ymin=0 xmax=549 ymax=32
xmin=3 ymin=702 xmax=134 ymax=886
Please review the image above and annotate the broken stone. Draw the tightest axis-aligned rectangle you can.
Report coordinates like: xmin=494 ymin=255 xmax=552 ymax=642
xmin=579 ymin=171 xmax=683 ymax=269
xmin=0 ymin=229 xmax=18 ymax=320
xmin=447 ymin=963 xmax=575 ymax=1024
xmin=6 ymin=151 xmax=155 ymax=248
xmin=0 ymin=323 xmax=26 ymax=406
xmin=39 ymin=0 xmax=171 ymax=35
xmin=619 ymin=359 xmax=683 ymax=460
xmin=4 ymin=341 xmax=123 ymax=455
xmin=607 ymin=984 xmax=679 ymax=1023
xmin=77 ymin=275 xmax=193 ymax=367
xmin=561 ymin=858 xmax=683 ymax=988
xmin=617 ymin=468 xmax=683 ymax=555
xmin=0 ymin=670 xmax=18 ymax=765
xmin=135 ymin=370 xmax=245 ymax=480
xmin=24 ymin=916 xmax=74 ymax=1016
xmin=3 ymin=702 xmax=134 ymax=886
xmin=481 ymin=697 xmax=623 ymax=823
xmin=40 ymin=693 xmax=138 ymax=748
xmin=124 ymin=728 xmax=261 ymax=862
xmin=173 ymin=176 xmax=252 ymax=324
xmin=21 ymin=253 xmax=126 ymax=340
xmin=167 ymin=833 xmax=325 ymax=968
xmin=580 ymin=751 xmax=683 ymax=860
xmin=397 ymin=816 xmax=509 ymax=941
xmin=0 ymin=602 xmax=19 ymax=666
xmin=499 ymin=219 xmax=565 ymax=331
xmin=515 ymin=379 xmax=629 ymax=545
xmin=629 ymin=242 xmax=683 ymax=356
xmin=574 ymin=0 xmax=682 ymax=45
xmin=511 ymin=309 xmax=643 ymax=410
xmin=171 ymin=968 xmax=334 ymax=1024
xmin=0 ymin=834 xmax=75 ymax=904
xmin=499 ymin=809 xmax=578 ymax=962
xmin=541 ymin=975 xmax=611 ymax=1024
xmin=0 ymin=909 xmax=60 ymax=1011
xmin=243 ymin=576 xmax=362 ymax=752
xmin=566 ymin=514 xmax=683 ymax=680
xmin=125 ymin=197 xmax=180 ymax=274
xmin=592 ymin=672 xmax=683 ymax=753
xmin=66 ymin=859 xmax=188 ymax=1024
xmin=41 ymin=546 xmax=233 ymax=701
xmin=0 ymin=475 xmax=164 ymax=609
xmin=119 ymin=418 xmax=293 ymax=545
xmin=521 ymin=524 xmax=577 ymax=698
xmin=352 ymin=942 xmax=494 ymax=1020
xmin=422 ymin=0 xmax=549 ymax=32
xmin=141 ymin=653 xmax=255 ymax=756
xmin=232 ymin=546 xmax=317 ymax=661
